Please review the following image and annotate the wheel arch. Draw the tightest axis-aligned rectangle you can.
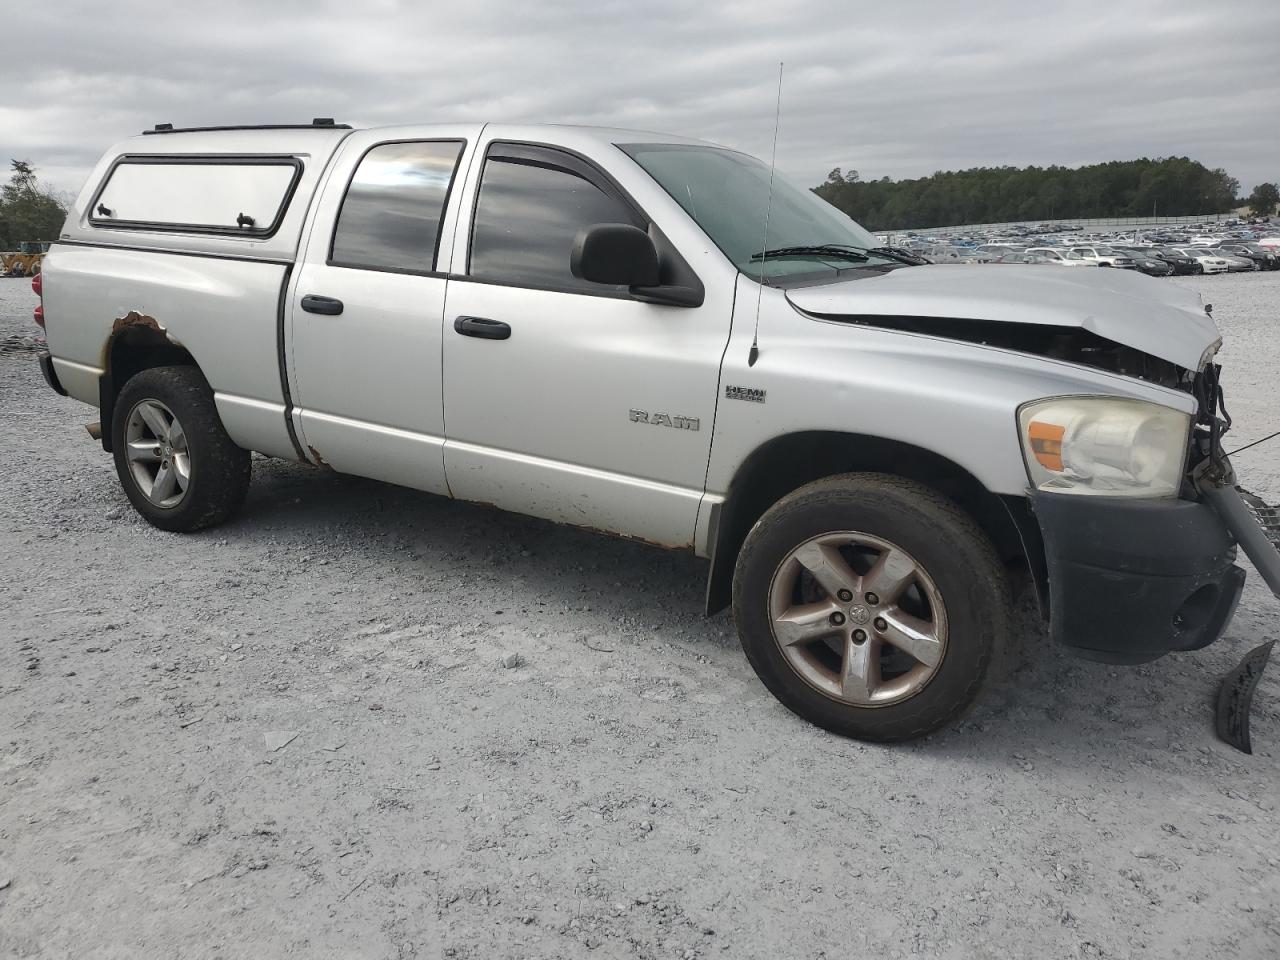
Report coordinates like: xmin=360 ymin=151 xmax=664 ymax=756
xmin=704 ymin=431 xmax=1046 ymax=616
xmin=98 ymin=322 xmax=199 ymax=452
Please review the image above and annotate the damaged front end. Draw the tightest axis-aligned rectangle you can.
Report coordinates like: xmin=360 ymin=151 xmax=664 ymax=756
xmin=796 ymin=313 xmax=1195 ymax=391
xmin=1187 ymin=360 xmax=1280 ymax=753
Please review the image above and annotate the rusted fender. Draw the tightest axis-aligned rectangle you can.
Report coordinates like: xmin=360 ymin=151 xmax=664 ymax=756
xmin=111 ymin=311 xmax=165 ymax=335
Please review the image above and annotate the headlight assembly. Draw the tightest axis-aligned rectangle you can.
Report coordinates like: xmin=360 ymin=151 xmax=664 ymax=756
xmin=1017 ymin=397 xmax=1191 ymax=498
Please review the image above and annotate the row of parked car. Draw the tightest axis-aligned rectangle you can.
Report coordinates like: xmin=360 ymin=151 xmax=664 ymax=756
xmin=977 ymin=242 xmax=1278 ymax=275
xmin=888 ymin=220 xmax=1280 ymax=276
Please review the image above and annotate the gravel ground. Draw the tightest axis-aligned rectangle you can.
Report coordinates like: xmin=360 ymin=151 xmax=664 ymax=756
xmin=1 ymin=272 xmax=1278 ymax=959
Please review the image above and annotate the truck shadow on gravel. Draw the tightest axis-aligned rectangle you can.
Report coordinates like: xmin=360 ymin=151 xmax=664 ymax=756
xmin=219 ymin=455 xmax=1250 ymax=756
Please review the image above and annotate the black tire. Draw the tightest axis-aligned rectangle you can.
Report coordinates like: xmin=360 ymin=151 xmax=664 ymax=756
xmin=1194 ymin=264 xmax=1204 ymax=275
xmin=732 ymin=473 xmax=1009 ymax=742
xmin=111 ymin=365 xmax=251 ymax=532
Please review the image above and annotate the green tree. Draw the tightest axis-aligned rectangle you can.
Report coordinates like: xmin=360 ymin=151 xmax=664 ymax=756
xmin=812 ymin=156 xmax=1244 ymax=230
xmin=0 ymin=160 xmax=67 ymax=248
xmin=1247 ymin=182 xmax=1279 ymax=216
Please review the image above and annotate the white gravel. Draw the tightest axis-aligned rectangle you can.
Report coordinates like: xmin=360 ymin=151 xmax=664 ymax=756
xmin=1 ymin=273 xmax=1278 ymax=959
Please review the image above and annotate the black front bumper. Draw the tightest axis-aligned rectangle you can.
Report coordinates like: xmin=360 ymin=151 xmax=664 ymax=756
xmin=1032 ymin=492 xmax=1245 ymax=664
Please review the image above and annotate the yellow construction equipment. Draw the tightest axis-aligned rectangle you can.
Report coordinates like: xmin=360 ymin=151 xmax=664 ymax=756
xmin=1 ymin=241 xmax=50 ymax=277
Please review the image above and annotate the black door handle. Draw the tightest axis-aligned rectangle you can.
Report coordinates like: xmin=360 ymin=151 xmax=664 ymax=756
xmin=301 ymin=295 xmax=344 ymax=316
xmin=453 ymin=316 xmax=511 ymax=340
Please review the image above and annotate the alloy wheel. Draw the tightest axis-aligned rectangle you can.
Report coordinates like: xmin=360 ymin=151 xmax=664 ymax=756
xmin=125 ymin=398 xmax=191 ymax=508
xmin=767 ymin=531 xmax=948 ymax=707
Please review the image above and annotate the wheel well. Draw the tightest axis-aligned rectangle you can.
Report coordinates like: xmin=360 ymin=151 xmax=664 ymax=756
xmin=98 ymin=327 xmax=198 ymax=452
xmin=704 ymin=431 xmax=1045 ymax=615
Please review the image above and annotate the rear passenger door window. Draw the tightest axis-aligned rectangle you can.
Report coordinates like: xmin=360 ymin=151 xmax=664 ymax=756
xmin=468 ymin=143 xmax=642 ymax=295
xmin=329 ymin=140 xmax=464 ymax=273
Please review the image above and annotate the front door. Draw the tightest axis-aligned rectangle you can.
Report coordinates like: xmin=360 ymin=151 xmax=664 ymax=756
xmin=441 ymin=140 xmax=731 ymax=547
xmin=289 ymin=133 xmax=472 ymax=495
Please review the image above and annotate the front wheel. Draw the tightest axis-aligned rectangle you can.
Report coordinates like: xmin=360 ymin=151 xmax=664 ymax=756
xmin=732 ymin=474 xmax=1010 ymax=742
xmin=111 ymin=366 xmax=251 ymax=532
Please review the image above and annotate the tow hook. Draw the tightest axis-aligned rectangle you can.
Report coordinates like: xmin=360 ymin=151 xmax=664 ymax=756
xmin=1195 ymin=465 xmax=1280 ymax=753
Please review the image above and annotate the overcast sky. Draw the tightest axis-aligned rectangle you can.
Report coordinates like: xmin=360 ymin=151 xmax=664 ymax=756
xmin=3 ymin=1 xmax=1279 ymax=200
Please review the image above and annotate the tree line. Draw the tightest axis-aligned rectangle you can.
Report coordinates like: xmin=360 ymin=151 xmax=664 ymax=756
xmin=0 ymin=161 xmax=68 ymax=248
xmin=812 ymin=157 xmax=1272 ymax=231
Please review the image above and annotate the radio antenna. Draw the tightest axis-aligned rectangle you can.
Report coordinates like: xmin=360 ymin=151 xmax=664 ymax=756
xmin=748 ymin=61 xmax=784 ymax=368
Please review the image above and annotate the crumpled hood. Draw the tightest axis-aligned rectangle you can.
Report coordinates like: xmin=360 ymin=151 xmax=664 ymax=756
xmin=785 ymin=264 xmax=1221 ymax=370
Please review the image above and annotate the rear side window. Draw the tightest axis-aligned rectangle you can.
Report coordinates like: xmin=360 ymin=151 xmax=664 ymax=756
xmin=91 ymin=158 xmax=301 ymax=236
xmin=469 ymin=143 xmax=642 ymax=294
xmin=329 ymin=140 xmax=464 ymax=273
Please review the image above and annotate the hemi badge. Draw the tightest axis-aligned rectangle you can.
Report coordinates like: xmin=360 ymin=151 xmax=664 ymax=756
xmin=725 ymin=385 xmax=766 ymax=403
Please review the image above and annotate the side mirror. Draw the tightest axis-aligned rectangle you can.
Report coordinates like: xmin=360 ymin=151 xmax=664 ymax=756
xmin=571 ymin=223 xmax=660 ymax=287
xmin=571 ymin=223 xmax=703 ymax=307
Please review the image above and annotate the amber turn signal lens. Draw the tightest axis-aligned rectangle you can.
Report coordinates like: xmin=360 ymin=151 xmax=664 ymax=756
xmin=1027 ymin=420 xmax=1064 ymax=471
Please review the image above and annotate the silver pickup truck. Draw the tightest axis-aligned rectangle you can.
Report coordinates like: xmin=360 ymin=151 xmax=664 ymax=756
xmin=34 ymin=119 xmax=1280 ymax=742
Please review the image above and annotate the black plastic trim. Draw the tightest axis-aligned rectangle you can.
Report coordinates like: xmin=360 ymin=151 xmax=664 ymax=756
xmin=143 ymin=122 xmax=352 ymax=135
xmin=443 ymin=272 xmax=638 ymax=301
xmin=999 ymin=494 xmax=1048 ymax=616
xmin=763 ymin=265 xmax=904 ymax=288
xmin=275 ymin=264 xmax=306 ymax=461
xmin=453 ymin=315 xmax=512 ymax=340
xmin=88 ymin=155 xmax=304 ymax=239
xmin=327 ymin=262 xmax=449 ymax=279
xmin=1032 ymin=491 xmax=1242 ymax=664
xmin=300 ymin=294 xmax=344 ymax=315
xmin=37 ymin=351 xmax=67 ymax=396
xmin=98 ymin=369 xmax=116 ymax=453
xmin=325 ymin=138 xmax=468 ymax=275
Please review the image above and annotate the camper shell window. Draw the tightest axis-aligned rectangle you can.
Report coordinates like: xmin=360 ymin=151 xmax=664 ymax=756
xmin=89 ymin=156 xmax=303 ymax=237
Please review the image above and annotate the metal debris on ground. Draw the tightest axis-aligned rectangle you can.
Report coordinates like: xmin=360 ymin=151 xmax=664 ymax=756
xmin=1216 ymin=640 xmax=1275 ymax=754
xmin=263 ymin=731 xmax=300 ymax=752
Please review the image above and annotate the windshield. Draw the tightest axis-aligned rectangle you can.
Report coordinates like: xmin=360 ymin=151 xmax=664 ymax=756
xmin=620 ymin=142 xmax=889 ymax=280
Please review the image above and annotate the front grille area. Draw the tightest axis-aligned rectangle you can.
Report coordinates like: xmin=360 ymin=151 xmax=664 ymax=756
xmin=1238 ymin=488 xmax=1280 ymax=548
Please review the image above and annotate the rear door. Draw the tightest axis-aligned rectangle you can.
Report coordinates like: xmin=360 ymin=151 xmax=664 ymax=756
xmin=288 ymin=127 xmax=479 ymax=494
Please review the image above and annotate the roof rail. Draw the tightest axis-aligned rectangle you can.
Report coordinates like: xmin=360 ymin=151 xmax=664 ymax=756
xmin=143 ymin=119 xmax=351 ymax=135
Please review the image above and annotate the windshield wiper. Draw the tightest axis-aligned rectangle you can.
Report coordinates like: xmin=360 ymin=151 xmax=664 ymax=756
xmin=866 ymin=246 xmax=930 ymax=266
xmin=750 ymin=244 xmax=870 ymax=262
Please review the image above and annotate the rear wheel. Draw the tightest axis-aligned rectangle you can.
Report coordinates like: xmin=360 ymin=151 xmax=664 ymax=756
xmin=732 ymin=474 xmax=1009 ymax=742
xmin=111 ymin=366 xmax=251 ymax=531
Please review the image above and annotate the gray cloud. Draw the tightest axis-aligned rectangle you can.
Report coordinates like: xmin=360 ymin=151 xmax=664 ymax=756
xmin=3 ymin=1 xmax=1278 ymax=202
